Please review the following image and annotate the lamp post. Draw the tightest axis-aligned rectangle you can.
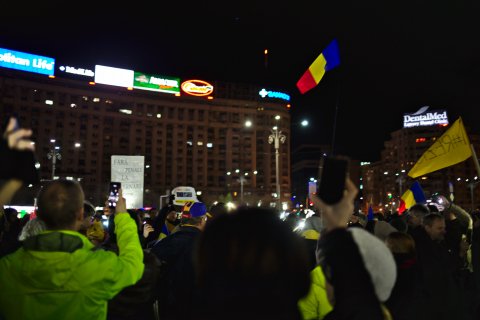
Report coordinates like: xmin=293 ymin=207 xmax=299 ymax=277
xmin=239 ymin=175 xmax=246 ymax=203
xmin=227 ymin=170 xmax=257 ymax=205
xmin=47 ymin=145 xmax=61 ymax=180
xmin=268 ymin=126 xmax=286 ymax=210
xmin=395 ymin=169 xmax=406 ymax=196
xmin=467 ymin=177 xmax=478 ymax=211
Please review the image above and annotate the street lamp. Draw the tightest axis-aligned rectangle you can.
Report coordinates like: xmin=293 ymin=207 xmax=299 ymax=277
xmin=240 ymin=174 xmax=246 ymax=203
xmin=467 ymin=178 xmax=478 ymax=211
xmin=47 ymin=145 xmax=61 ymax=180
xmin=226 ymin=170 xmax=257 ymax=205
xmin=396 ymin=169 xmax=407 ymax=196
xmin=268 ymin=126 xmax=286 ymax=210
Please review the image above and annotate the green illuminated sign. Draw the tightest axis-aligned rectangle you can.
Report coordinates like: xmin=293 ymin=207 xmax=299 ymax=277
xmin=133 ymin=72 xmax=180 ymax=94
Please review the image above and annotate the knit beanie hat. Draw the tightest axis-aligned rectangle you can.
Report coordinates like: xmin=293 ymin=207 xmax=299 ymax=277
xmin=374 ymin=220 xmax=397 ymax=242
xmin=317 ymin=227 xmax=396 ymax=302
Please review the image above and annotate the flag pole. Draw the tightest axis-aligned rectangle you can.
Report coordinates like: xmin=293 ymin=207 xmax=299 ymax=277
xmin=470 ymin=144 xmax=480 ymax=178
xmin=330 ymin=72 xmax=342 ymax=156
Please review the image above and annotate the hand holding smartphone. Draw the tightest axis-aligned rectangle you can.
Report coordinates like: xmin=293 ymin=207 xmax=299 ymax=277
xmin=317 ymin=156 xmax=350 ymax=205
xmin=108 ymin=182 xmax=121 ymax=209
xmin=310 ymin=177 xmax=358 ymax=232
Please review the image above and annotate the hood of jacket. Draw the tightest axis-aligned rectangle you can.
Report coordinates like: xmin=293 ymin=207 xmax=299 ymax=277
xmin=13 ymin=230 xmax=94 ymax=289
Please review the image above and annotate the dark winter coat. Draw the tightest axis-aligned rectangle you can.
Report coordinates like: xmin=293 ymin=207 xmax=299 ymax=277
xmin=150 ymin=225 xmax=201 ymax=320
xmin=411 ymin=227 xmax=466 ymax=320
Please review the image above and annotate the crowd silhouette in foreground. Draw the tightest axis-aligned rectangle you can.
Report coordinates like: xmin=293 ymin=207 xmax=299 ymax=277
xmin=1 ymin=116 xmax=480 ymax=320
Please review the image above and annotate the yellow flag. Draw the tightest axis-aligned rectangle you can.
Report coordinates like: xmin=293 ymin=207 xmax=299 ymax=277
xmin=408 ymin=117 xmax=472 ymax=178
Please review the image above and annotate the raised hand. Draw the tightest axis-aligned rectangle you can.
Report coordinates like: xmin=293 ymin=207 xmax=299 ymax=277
xmin=143 ymin=224 xmax=154 ymax=238
xmin=4 ymin=117 xmax=35 ymax=151
xmin=115 ymin=188 xmax=127 ymax=215
xmin=309 ymin=178 xmax=358 ymax=232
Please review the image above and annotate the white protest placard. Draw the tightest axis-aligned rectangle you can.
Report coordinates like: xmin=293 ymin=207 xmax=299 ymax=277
xmin=111 ymin=155 xmax=144 ymax=209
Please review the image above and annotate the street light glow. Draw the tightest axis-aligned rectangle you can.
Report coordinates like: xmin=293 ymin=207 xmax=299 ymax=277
xmin=275 ymin=115 xmax=281 ymax=120
xmin=245 ymin=120 xmax=252 ymax=127
xmin=301 ymin=120 xmax=309 ymax=126
xmin=268 ymin=126 xmax=286 ymax=209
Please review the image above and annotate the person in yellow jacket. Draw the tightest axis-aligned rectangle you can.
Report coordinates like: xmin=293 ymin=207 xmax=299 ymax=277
xmin=0 ymin=180 xmax=144 ymax=320
xmin=86 ymin=213 xmax=107 ymax=245
xmin=298 ymin=265 xmax=333 ymax=320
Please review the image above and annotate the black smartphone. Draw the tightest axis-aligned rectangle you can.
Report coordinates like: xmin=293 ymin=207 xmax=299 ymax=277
xmin=108 ymin=182 xmax=121 ymax=209
xmin=317 ymin=156 xmax=349 ymax=205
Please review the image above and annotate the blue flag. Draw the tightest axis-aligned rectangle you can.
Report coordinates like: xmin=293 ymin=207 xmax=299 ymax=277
xmin=367 ymin=205 xmax=374 ymax=221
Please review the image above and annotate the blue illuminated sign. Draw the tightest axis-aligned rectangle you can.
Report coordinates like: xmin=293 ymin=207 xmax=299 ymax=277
xmin=259 ymin=88 xmax=290 ymax=101
xmin=0 ymin=48 xmax=55 ymax=76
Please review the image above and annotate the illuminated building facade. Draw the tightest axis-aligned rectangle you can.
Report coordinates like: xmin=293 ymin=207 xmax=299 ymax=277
xmin=362 ymin=124 xmax=480 ymax=212
xmin=0 ymin=67 xmax=291 ymax=208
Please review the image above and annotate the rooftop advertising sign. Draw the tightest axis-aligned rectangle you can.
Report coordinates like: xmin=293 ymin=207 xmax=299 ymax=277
xmin=181 ymin=79 xmax=213 ymax=96
xmin=403 ymin=106 xmax=449 ymax=128
xmin=259 ymin=88 xmax=290 ymax=101
xmin=0 ymin=47 xmax=55 ymax=76
xmin=133 ymin=72 xmax=180 ymax=94
xmin=57 ymin=64 xmax=94 ymax=78
xmin=94 ymin=65 xmax=134 ymax=88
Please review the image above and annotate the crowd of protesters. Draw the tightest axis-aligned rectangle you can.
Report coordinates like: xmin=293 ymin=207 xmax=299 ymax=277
xmin=2 ymin=116 xmax=480 ymax=320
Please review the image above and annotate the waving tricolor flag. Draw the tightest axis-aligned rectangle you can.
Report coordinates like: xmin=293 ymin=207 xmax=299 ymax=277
xmin=296 ymin=39 xmax=340 ymax=94
xmin=398 ymin=181 xmax=427 ymax=214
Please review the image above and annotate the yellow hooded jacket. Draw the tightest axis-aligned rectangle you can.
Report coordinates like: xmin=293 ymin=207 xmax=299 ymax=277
xmin=298 ymin=265 xmax=333 ymax=320
xmin=0 ymin=213 xmax=144 ymax=320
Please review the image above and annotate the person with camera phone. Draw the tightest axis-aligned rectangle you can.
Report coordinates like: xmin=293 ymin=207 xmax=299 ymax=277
xmin=310 ymin=173 xmax=397 ymax=319
xmin=0 ymin=177 xmax=145 ymax=319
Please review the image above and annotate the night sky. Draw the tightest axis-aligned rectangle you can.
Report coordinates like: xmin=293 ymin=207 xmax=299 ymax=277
xmin=1 ymin=1 xmax=480 ymax=161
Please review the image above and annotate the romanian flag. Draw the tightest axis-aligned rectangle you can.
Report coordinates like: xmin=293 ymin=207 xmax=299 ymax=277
xmin=408 ymin=117 xmax=472 ymax=178
xmin=398 ymin=181 xmax=427 ymax=214
xmin=296 ymin=39 xmax=340 ymax=94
